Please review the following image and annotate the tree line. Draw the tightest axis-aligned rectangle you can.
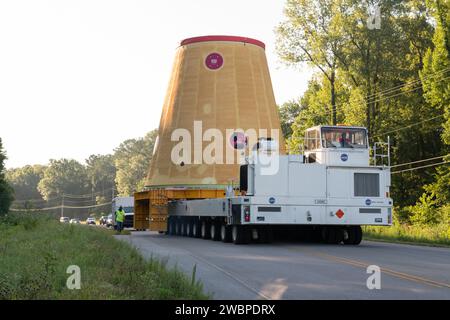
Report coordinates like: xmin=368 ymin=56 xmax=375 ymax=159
xmin=0 ymin=130 xmax=156 ymax=214
xmin=277 ymin=0 xmax=449 ymax=226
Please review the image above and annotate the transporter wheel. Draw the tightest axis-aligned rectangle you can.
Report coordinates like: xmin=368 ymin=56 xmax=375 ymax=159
xmin=168 ymin=219 xmax=175 ymax=235
xmin=232 ymin=225 xmax=250 ymax=245
xmin=210 ymin=222 xmax=221 ymax=241
xmin=185 ymin=221 xmax=192 ymax=237
xmin=201 ymin=220 xmax=211 ymax=239
xmin=220 ymin=224 xmax=232 ymax=243
xmin=259 ymin=228 xmax=273 ymax=244
xmin=192 ymin=220 xmax=201 ymax=238
xmin=175 ymin=220 xmax=182 ymax=236
xmin=322 ymin=227 xmax=342 ymax=244
xmin=335 ymin=228 xmax=344 ymax=244
xmin=343 ymin=226 xmax=363 ymax=245
xmin=354 ymin=226 xmax=363 ymax=245
xmin=180 ymin=222 xmax=186 ymax=236
xmin=321 ymin=227 xmax=329 ymax=243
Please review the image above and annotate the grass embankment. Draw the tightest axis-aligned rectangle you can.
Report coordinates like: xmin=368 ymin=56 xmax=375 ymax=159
xmin=364 ymin=224 xmax=450 ymax=247
xmin=0 ymin=213 xmax=207 ymax=299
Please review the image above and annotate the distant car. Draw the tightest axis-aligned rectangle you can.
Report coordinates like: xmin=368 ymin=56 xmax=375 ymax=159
xmin=106 ymin=214 xmax=114 ymax=228
xmin=99 ymin=216 xmax=107 ymax=226
xmin=69 ymin=218 xmax=81 ymax=224
xmin=59 ymin=217 xmax=70 ymax=223
xmin=86 ymin=217 xmax=96 ymax=225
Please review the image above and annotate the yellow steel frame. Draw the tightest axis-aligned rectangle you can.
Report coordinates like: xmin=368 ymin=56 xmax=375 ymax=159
xmin=134 ymin=188 xmax=231 ymax=232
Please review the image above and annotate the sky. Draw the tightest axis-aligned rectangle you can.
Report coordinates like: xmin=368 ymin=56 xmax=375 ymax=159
xmin=0 ymin=0 xmax=312 ymax=169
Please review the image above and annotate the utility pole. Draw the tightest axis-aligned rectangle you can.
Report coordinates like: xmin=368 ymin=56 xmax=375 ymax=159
xmin=61 ymin=194 xmax=64 ymax=217
xmin=111 ymin=186 xmax=115 ymax=215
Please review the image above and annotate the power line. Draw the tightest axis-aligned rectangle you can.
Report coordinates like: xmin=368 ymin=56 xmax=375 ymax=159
xmin=12 ymin=188 xmax=115 ymax=203
xmin=12 ymin=195 xmax=61 ymax=203
xmin=346 ymin=69 xmax=450 ymax=110
xmin=63 ymin=188 xmax=114 ymax=199
xmin=315 ymin=70 xmax=450 ymax=117
xmin=372 ymin=114 xmax=445 ymax=138
xmin=363 ymin=66 xmax=450 ymax=101
xmin=390 ymin=154 xmax=449 ymax=168
xmin=9 ymin=202 xmax=113 ymax=212
xmin=392 ymin=161 xmax=450 ymax=174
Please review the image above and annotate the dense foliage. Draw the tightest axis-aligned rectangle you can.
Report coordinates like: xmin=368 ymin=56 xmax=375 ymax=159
xmin=0 ymin=138 xmax=13 ymax=215
xmin=277 ymin=0 xmax=450 ymax=227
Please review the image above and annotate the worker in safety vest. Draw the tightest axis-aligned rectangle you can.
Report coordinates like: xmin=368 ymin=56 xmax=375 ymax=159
xmin=115 ymin=206 xmax=125 ymax=233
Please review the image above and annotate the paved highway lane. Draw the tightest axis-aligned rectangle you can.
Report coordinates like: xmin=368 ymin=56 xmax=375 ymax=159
xmin=117 ymin=232 xmax=450 ymax=299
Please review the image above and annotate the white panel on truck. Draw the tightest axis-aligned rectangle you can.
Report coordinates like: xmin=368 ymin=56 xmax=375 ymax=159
xmin=253 ymin=157 xmax=289 ymax=196
xmin=288 ymin=163 xmax=326 ymax=198
xmin=327 ymin=168 xmax=351 ymax=198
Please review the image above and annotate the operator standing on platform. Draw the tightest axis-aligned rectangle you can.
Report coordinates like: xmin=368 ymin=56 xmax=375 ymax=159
xmin=115 ymin=206 xmax=125 ymax=233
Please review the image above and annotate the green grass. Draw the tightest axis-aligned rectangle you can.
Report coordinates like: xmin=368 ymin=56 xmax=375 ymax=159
xmin=364 ymin=223 xmax=450 ymax=247
xmin=0 ymin=213 xmax=208 ymax=300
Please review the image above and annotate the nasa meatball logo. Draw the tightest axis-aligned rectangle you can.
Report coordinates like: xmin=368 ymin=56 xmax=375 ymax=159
xmin=366 ymin=199 xmax=372 ymax=206
xmin=269 ymin=197 xmax=276 ymax=204
xmin=341 ymin=153 xmax=348 ymax=162
xmin=205 ymin=53 xmax=223 ymax=70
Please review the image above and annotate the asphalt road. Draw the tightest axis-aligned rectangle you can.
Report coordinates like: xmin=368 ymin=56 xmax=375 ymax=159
xmin=117 ymin=231 xmax=450 ymax=300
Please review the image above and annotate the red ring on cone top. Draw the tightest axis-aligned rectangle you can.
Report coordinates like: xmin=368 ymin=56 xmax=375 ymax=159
xmin=180 ymin=35 xmax=265 ymax=49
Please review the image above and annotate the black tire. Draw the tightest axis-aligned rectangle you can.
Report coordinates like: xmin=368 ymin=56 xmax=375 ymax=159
xmin=185 ymin=221 xmax=193 ymax=237
xmin=354 ymin=226 xmax=363 ymax=245
xmin=210 ymin=222 xmax=221 ymax=241
xmin=232 ymin=225 xmax=250 ymax=244
xmin=335 ymin=228 xmax=344 ymax=244
xmin=168 ymin=219 xmax=176 ymax=235
xmin=175 ymin=220 xmax=181 ymax=236
xmin=220 ymin=224 xmax=232 ymax=243
xmin=323 ymin=227 xmax=342 ymax=244
xmin=180 ymin=222 xmax=185 ymax=236
xmin=343 ymin=226 xmax=355 ymax=244
xmin=192 ymin=220 xmax=201 ymax=238
xmin=343 ymin=226 xmax=363 ymax=245
xmin=326 ymin=227 xmax=336 ymax=244
xmin=321 ymin=227 xmax=329 ymax=243
xmin=259 ymin=228 xmax=273 ymax=244
xmin=201 ymin=220 xmax=211 ymax=239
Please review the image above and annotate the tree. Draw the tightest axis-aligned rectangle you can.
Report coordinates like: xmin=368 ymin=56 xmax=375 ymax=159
xmin=417 ymin=0 xmax=450 ymax=206
xmin=276 ymin=0 xmax=344 ymax=125
xmin=278 ymin=100 xmax=301 ymax=139
xmin=37 ymin=159 xmax=90 ymax=200
xmin=0 ymin=138 xmax=13 ymax=214
xmin=114 ymin=130 xmax=157 ymax=196
xmin=6 ymin=165 xmax=46 ymax=200
xmin=85 ymin=154 xmax=116 ymax=197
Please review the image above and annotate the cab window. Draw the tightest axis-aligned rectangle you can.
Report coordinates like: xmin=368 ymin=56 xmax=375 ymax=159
xmin=321 ymin=128 xmax=367 ymax=149
xmin=305 ymin=129 xmax=320 ymax=150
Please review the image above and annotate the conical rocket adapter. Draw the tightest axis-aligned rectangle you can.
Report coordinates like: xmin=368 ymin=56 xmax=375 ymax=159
xmin=147 ymin=35 xmax=285 ymax=188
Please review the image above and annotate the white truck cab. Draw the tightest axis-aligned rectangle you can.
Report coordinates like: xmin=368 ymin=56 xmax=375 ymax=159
xmin=304 ymin=125 xmax=370 ymax=166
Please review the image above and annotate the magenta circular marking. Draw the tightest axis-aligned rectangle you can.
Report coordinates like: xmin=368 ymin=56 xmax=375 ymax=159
xmin=205 ymin=53 xmax=224 ymax=70
xmin=230 ymin=132 xmax=246 ymax=150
